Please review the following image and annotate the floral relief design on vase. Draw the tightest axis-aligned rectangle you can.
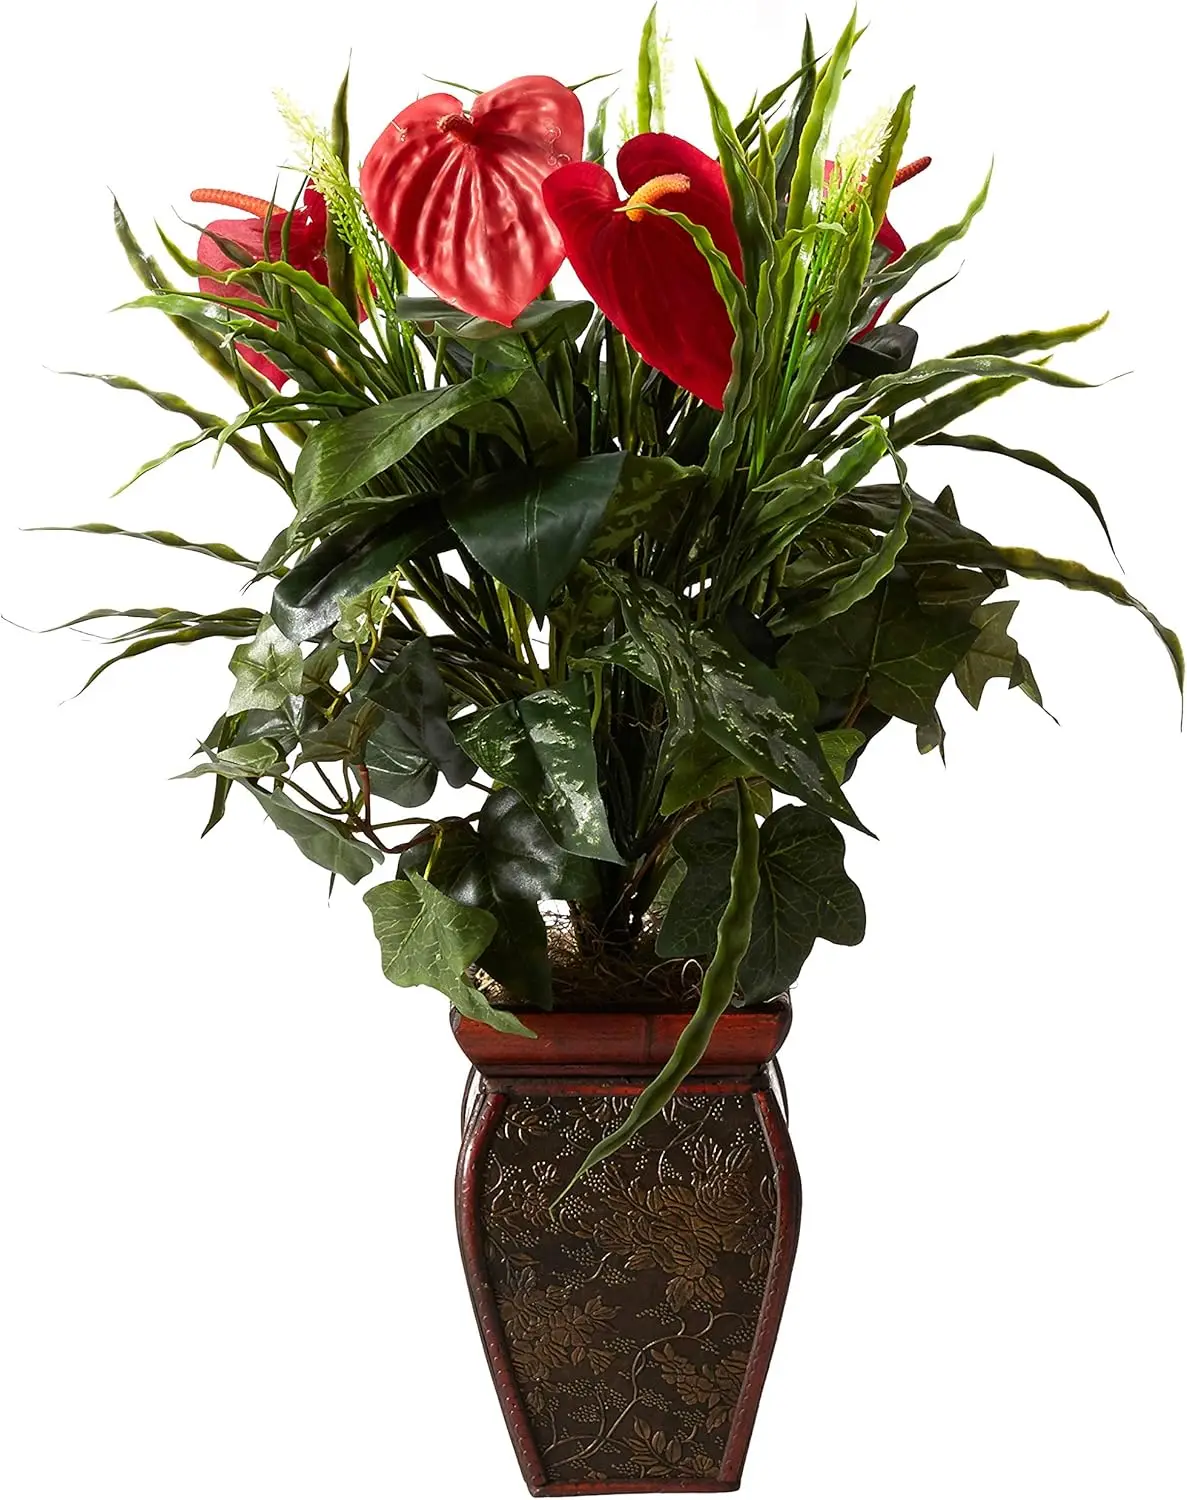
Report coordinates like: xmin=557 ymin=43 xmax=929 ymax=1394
xmin=471 ymin=1088 xmax=791 ymax=1490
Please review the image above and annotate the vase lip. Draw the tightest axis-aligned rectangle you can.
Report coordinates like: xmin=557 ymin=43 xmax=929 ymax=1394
xmin=451 ymin=1001 xmax=792 ymax=1076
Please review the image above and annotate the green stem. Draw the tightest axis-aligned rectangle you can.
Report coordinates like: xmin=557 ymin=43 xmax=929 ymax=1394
xmin=554 ymin=781 xmax=761 ymax=1204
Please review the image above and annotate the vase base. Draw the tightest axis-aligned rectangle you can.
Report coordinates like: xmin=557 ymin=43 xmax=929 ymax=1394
xmin=530 ymin=1482 xmax=740 ymax=1496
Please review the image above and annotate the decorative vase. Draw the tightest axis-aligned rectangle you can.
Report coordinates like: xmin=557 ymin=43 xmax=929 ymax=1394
xmin=454 ymin=1002 xmax=800 ymax=1496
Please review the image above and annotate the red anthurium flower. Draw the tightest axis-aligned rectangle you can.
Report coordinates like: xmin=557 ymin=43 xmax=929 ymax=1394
xmin=361 ymin=77 xmax=583 ymax=327
xmin=191 ymin=184 xmax=331 ymax=388
xmin=543 ymin=134 xmax=744 ymax=409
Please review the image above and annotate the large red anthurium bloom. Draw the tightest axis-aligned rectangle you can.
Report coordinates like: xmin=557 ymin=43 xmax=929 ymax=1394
xmin=361 ymin=77 xmax=583 ymax=327
xmin=543 ymin=134 xmax=744 ymax=409
xmin=191 ymin=185 xmax=331 ymax=389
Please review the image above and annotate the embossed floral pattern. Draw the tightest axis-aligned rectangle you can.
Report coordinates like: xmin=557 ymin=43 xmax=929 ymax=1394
xmin=475 ymin=1088 xmax=781 ymax=1487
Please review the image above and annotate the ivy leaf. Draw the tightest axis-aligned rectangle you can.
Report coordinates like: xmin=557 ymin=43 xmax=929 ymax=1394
xmin=363 ymin=638 xmax=474 ymax=787
xmin=364 ymin=716 xmax=437 ymax=808
xmin=292 ymin=370 xmax=521 ymax=513
xmin=295 ymin=699 xmax=385 ymax=764
xmin=397 ymin=809 xmax=555 ymax=1011
xmin=363 ymin=872 xmax=533 ymax=1036
xmin=779 ymin=578 xmax=980 ymax=727
xmin=445 ymin=453 xmax=627 ymax=618
xmin=453 ymin=680 xmax=622 ymax=864
xmin=836 ymin=491 xmax=1183 ymax=693
xmin=242 ymin=783 xmax=380 ymax=884
xmin=228 ymin=617 xmax=305 ymax=713
xmin=955 ymin=600 xmax=1044 ymax=710
xmin=653 ymin=807 xmax=737 ymax=959
xmin=657 ymin=804 xmax=866 ymax=999
xmin=174 ymin=738 xmax=286 ymax=780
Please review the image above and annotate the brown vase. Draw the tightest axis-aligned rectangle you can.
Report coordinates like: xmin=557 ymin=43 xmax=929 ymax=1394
xmin=453 ymin=1003 xmax=801 ymax=1496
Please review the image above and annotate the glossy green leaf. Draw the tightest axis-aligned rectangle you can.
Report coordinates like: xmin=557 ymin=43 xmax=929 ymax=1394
xmin=363 ymin=716 xmax=437 ymax=808
xmin=400 ymin=789 xmax=597 ymax=1009
xmin=363 ymin=872 xmax=533 ymax=1035
xmin=587 ymin=456 xmax=700 ymax=557
xmin=453 ymin=680 xmax=622 ymax=863
xmin=292 ymin=370 xmax=520 ymax=513
xmin=446 ymin=453 xmax=626 ymax=617
xmin=271 ymin=501 xmax=447 ymax=641
xmin=476 ymin=787 xmax=601 ymax=903
xmin=818 ymin=728 xmax=865 ymax=781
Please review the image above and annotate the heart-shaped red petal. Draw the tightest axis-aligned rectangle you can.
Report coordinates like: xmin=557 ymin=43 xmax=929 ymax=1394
xmin=542 ymin=134 xmax=743 ymax=408
xmin=194 ymin=187 xmax=331 ymax=389
xmin=361 ymin=76 xmax=583 ymax=326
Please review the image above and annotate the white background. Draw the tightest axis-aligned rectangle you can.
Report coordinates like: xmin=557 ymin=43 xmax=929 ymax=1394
xmin=2 ymin=1 xmax=1184 ymax=1496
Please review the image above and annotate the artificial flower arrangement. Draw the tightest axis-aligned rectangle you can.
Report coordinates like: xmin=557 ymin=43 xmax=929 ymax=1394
xmin=50 ymin=9 xmax=1180 ymax=1493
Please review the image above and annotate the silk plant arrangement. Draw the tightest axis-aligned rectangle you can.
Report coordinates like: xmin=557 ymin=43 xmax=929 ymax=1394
xmin=47 ymin=9 xmax=1180 ymax=1184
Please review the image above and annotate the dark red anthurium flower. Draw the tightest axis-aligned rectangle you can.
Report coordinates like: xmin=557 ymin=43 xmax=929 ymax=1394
xmin=191 ymin=184 xmax=331 ymax=388
xmin=361 ymin=77 xmax=584 ymax=327
xmin=543 ymin=134 xmax=744 ymax=409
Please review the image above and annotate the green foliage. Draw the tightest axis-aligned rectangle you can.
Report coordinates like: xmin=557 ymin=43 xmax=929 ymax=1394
xmin=364 ymin=872 xmax=534 ymax=1035
xmin=657 ymin=802 xmax=865 ymax=998
xmin=50 ymin=14 xmax=1180 ymax=1181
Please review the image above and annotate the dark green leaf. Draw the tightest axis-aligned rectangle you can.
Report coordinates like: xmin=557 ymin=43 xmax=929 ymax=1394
xmin=587 ymin=456 xmax=700 ymax=557
xmin=364 ymin=637 xmax=474 ymax=787
xmin=953 ymin=599 xmax=1043 ymax=709
xmin=446 ymin=453 xmax=626 ymax=617
xmin=657 ymin=803 xmax=865 ymax=998
xmin=779 ymin=576 xmax=981 ymax=726
xmin=917 ymin=431 xmax=1115 ymax=554
xmin=295 ymin=699 xmax=385 ymax=764
xmin=364 ymin=716 xmax=438 ymax=808
xmin=242 ymin=783 xmax=380 ymax=883
xmin=270 ymin=501 xmax=447 ymax=641
xmin=594 ymin=568 xmax=863 ymax=830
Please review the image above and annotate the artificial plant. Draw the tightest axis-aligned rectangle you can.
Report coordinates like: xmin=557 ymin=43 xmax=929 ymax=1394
xmin=48 ymin=9 xmax=1180 ymax=1180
